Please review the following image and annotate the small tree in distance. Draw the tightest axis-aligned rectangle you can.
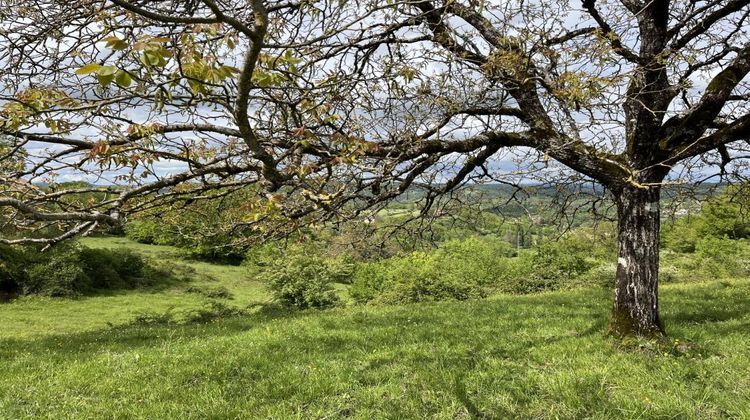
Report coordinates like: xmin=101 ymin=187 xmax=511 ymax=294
xmin=1 ymin=0 xmax=749 ymax=336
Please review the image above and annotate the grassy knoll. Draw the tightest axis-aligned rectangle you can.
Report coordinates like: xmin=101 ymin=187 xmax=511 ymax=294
xmin=1 ymin=239 xmax=749 ymax=418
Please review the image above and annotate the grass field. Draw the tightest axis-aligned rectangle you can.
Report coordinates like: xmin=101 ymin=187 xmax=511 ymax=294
xmin=0 ymin=237 xmax=269 ymax=339
xmin=1 ymin=238 xmax=749 ymax=418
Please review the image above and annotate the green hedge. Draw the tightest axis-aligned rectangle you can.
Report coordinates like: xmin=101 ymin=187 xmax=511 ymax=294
xmin=0 ymin=243 xmax=161 ymax=297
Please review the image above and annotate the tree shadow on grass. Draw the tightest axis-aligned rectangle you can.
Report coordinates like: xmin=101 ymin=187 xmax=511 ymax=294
xmin=5 ymin=283 xmax=749 ymax=368
xmin=0 ymin=302 xmax=302 ymax=360
xmin=663 ymin=283 xmax=750 ymax=327
xmin=0 ymin=295 xmax=602 ymax=368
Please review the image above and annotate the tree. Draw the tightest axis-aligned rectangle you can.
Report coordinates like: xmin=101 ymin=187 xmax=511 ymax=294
xmin=1 ymin=0 xmax=749 ymax=336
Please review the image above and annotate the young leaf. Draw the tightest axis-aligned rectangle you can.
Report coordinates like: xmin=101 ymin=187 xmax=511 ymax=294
xmin=75 ymin=63 xmax=102 ymax=75
xmin=115 ymin=70 xmax=133 ymax=88
xmin=97 ymin=73 xmax=115 ymax=86
xmin=98 ymin=66 xmax=118 ymax=77
xmin=102 ymin=36 xmax=128 ymax=50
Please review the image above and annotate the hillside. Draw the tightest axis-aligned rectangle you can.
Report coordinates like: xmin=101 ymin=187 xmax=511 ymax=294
xmin=1 ymin=238 xmax=749 ymax=418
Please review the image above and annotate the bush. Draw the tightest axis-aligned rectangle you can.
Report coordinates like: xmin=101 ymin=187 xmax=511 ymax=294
xmin=1 ymin=243 xmax=166 ymax=298
xmin=78 ymin=248 xmax=146 ymax=289
xmin=244 ymin=242 xmax=287 ymax=272
xmin=498 ymin=227 xmax=616 ymax=293
xmin=662 ymin=217 xmax=700 ymax=253
xmin=695 ymin=236 xmax=748 ymax=278
xmin=349 ymin=262 xmax=392 ymax=303
xmin=695 ymin=236 xmax=741 ymax=262
xmin=0 ymin=245 xmax=26 ymax=295
xmin=662 ymin=188 xmax=750 ymax=253
xmin=700 ymin=195 xmax=750 ymax=239
xmin=350 ymin=237 xmax=507 ymax=304
xmin=183 ymin=301 xmax=247 ymax=323
xmin=530 ymin=239 xmax=596 ymax=282
xmin=436 ymin=236 xmax=517 ymax=286
xmin=349 ymin=233 xmax=612 ymax=304
xmin=124 ymin=190 xmax=259 ymax=264
xmin=264 ymin=254 xmax=340 ymax=309
xmin=128 ymin=301 xmax=247 ymax=326
xmin=24 ymin=250 xmax=91 ymax=297
xmin=571 ymin=263 xmax=617 ymax=289
xmin=124 ymin=220 xmax=166 ymax=245
xmin=186 ymin=285 xmax=233 ymax=299
xmin=659 ymin=265 xmax=681 ymax=283
xmin=374 ymin=251 xmax=487 ymax=304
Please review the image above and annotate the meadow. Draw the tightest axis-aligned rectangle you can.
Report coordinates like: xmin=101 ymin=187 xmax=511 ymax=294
xmin=3 ymin=1 xmax=750 ymax=417
xmin=1 ymin=237 xmax=749 ymax=418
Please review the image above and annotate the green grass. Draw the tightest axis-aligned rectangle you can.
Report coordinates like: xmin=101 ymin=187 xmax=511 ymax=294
xmin=81 ymin=237 xmax=269 ymax=303
xmin=0 ymin=237 xmax=269 ymax=339
xmin=1 ymin=239 xmax=750 ymax=418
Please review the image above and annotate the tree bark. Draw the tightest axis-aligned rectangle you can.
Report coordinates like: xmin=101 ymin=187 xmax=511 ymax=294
xmin=609 ymin=185 xmax=665 ymax=337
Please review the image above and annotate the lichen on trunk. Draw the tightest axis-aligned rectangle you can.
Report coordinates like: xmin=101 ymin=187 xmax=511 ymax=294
xmin=609 ymin=185 xmax=665 ymax=337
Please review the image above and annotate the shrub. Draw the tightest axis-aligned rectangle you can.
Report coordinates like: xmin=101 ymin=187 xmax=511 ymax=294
xmin=572 ymin=263 xmax=617 ymax=289
xmin=349 ymin=262 xmax=393 ymax=303
xmin=124 ymin=220 xmax=166 ymax=244
xmin=24 ymin=250 xmax=91 ymax=297
xmin=350 ymin=230 xmax=617 ymax=304
xmin=0 ymin=245 xmax=26 ymax=294
xmin=437 ymin=235 xmax=517 ymax=259
xmin=244 ymin=242 xmax=287 ymax=272
xmin=129 ymin=310 xmax=175 ymax=326
xmin=350 ymin=234 xmax=609 ymax=304
xmin=659 ymin=265 xmax=681 ymax=283
xmin=375 ymin=251 xmax=486 ymax=304
xmin=3 ymin=243 xmax=167 ymax=298
xmin=185 ymin=285 xmax=233 ymax=299
xmin=183 ymin=301 xmax=247 ymax=323
xmin=662 ymin=217 xmax=700 ymax=253
xmin=350 ymin=238 xmax=500 ymax=305
xmin=435 ymin=236 xmax=517 ymax=286
xmin=695 ymin=236 xmax=748 ymax=278
xmin=695 ymin=235 xmax=741 ymax=262
xmin=507 ymin=227 xmax=616 ymax=292
xmin=78 ymin=248 xmax=146 ymax=289
xmin=264 ymin=254 xmax=340 ymax=309
xmin=124 ymin=191 xmax=257 ymax=264
xmin=530 ymin=239 xmax=596 ymax=282
xmin=700 ymin=196 xmax=750 ymax=239
xmin=128 ymin=301 xmax=247 ymax=326
xmin=326 ymin=254 xmax=356 ymax=284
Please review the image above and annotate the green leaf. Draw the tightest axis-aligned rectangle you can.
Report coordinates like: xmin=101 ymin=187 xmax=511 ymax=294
xmin=115 ymin=70 xmax=132 ymax=88
xmin=143 ymin=51 xmax=167 ymax=67
xmin=155 ymin=46 xmax=173 ymax=58
xmin=75 ymin=63 xmax=102 ymax=75
xmin=97 ymin=73 xmax=115 ymax=86
xmin=111 ymin=39 xmax=129 ymax=50
xmin=44 ymin=119 xmax=57 ymax=132
xmin=206 ymin=68 xmax=223 ymax=83
xmin=98 ymin=66 xmax=118 ymax=77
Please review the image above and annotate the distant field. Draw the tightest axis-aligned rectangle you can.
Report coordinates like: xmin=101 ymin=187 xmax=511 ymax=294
xmin=1 ymin=238 xmax=749 ymax=418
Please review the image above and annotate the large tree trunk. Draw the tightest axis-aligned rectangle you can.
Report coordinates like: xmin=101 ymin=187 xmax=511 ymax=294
xmin=609 ymin=185 xmax=665 ymax=337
